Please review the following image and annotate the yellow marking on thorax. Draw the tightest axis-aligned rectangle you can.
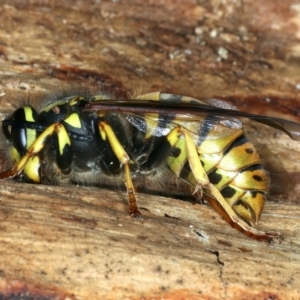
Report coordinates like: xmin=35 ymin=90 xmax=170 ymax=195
xmin=64 ymin=113 xmax=81 ymax=128
xmin=68 ymin=96 xmax=84 ymax=106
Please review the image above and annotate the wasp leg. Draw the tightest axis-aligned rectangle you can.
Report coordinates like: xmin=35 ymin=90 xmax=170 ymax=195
xmin=189 ymin=186 xmax=204 ymax=205
xmin=23 ymin=155 xmax=41 ymax=183
xmin=0 ymin=123 xmax=71 ymax=181
xmin=181 ymin=128 xmax=282 ymax=243
xmin=98 ymin=121 xmax=141 ymax=218
xmin=205 ymin=194 xmax=282 ymax=243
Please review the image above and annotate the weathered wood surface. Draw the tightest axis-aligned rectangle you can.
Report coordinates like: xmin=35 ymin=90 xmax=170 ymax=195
xmin=0 ymin=1 xmax=300 ymax=299
xmin=1 ymin=182 xmax=300 ymax=300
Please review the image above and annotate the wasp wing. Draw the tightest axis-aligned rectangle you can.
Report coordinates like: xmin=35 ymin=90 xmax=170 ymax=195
xmin=85 ymin=98 xmax=300 ymax=141
xmin=85 ymin=96 xmax=300 ymax=196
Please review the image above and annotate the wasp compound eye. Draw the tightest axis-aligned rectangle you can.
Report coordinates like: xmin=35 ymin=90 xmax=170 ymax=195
xmin=3 ymin=106 xmax=38 ymax=156
xmin=10 ymin=123 xmax=27 ymax=155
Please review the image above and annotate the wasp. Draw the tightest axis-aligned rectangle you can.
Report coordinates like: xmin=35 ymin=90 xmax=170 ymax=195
xmin=1 ymin=90 xmax=300 ymax=242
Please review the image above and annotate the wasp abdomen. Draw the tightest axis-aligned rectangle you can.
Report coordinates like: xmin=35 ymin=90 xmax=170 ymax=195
xmin=168 ymin=131 xmax=268 ymax=225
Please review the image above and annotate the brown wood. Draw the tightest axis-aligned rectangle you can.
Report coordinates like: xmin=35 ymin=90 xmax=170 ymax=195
xmin=0 ymin=1 xmax=300 ymax=299
xmin=1 ymin=182 xmax=300 ymax=300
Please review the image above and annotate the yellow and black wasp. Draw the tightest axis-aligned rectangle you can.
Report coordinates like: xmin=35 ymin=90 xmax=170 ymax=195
xmin=1 ymin=90 xmax=300 ymax=242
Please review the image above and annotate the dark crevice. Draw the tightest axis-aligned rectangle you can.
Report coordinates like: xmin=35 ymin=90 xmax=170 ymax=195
xmin=194 ymin=230 xmax=204 ymax=238
xmin=208 ymin=250 xmax=224 ymax=267
xmin=207 ymin=249 xmax=227 ymax=296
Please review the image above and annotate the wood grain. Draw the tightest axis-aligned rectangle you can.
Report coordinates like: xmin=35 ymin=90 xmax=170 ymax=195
xmin=1 ymin=181 xmax=300 ymax=300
